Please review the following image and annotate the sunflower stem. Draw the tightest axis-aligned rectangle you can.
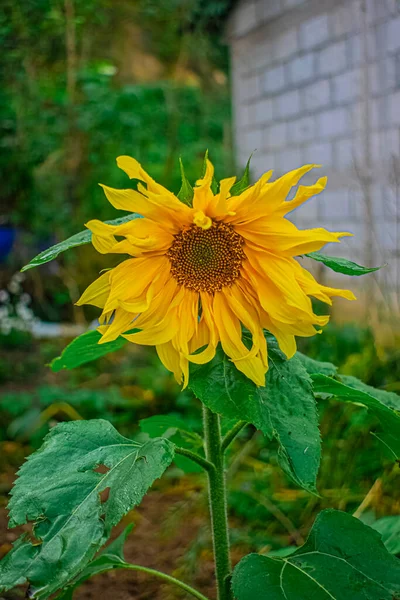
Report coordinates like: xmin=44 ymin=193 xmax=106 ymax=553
xmin=203 ymin=405 xmax=232 ymax=600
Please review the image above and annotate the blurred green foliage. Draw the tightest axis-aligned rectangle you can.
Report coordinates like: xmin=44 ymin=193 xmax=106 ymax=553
xmin=0 ymin=0 xmax=233 ymax=240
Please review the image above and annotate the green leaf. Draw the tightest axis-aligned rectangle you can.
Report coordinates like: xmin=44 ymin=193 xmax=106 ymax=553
xmin=140 ymin=414 xmax=202 ymax=445
xmin=268 ymin=546 xmax=297 ymax=558
xmin=140 ymin=415 xmax=203 ymax=473
xmin=232 ymin=509 xmax=400 ymax=600
xmin=56 ymin=525 xmax=134 ymax=599
xmin=372 ymin=516 xmax=400 ymax=555
xmin=311 ymin=374 xmax=400 ymax=460
xmin=0 ymin=420 xmax=174 ymax=598
xmin=230 ymin=154 xmax=252 ymax=196
xmin=306 ymin=252 xmax=382 ymax=276
xmin=295 ymin=352 xmax=337 ymax=376
xmin=177 ymin=158 xmax=194 ymax=206
xmin=201 ymin=149 xmax=209 ymax=178
xmin=339 ymin=375 xmax=400 ymax=411
xmin=21 ymin=214 xmax=139 ymax=272
xmin=49 ymin=330 xmax=128 ymax=372
xmin=189 ymin=339 xmax=321 ymax=493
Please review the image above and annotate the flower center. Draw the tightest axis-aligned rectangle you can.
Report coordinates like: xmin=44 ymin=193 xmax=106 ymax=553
xmin=167 ymin=221 xmax=245 ymax=293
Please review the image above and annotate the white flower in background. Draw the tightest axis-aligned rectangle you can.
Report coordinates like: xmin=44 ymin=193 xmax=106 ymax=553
xmin=8 ymin=280 xmax=20 ymax=295
xmin=0 ymin=273 xmax=37 ymax=336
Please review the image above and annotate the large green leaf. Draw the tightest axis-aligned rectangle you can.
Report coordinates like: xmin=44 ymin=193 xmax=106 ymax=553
xmin=306 ymin=251 xmax=382 ymax=276
xmin=140 ymin=415 xmax=203 ymax=473
xmin=189 ymin=339 xmax=321 ymax=493
xmin=56 ymin=525 xmax=133 ymax=599
xmin=372 ymin=516 xmax=400 ymax=555
xmin=295 ymin=352 xmax=337 ymax=376
xmin=339 ymin=375 xmax=400 ymax=411
xmin=0 ymin=420 xmax=174 ymax=598
xmin=21 ymin=214 xmax=139 ymax=272
xmin=311 ymin=374 xmax=400 ymax=460
xmin=232 ymin=509 xmax=400 ymax=599
xmin=49 ymin=330 xmax=129 ymax=372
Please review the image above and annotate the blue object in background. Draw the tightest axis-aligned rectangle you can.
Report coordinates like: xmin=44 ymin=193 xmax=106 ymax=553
xmin=0 ymin=226 xmax=16 ymax=262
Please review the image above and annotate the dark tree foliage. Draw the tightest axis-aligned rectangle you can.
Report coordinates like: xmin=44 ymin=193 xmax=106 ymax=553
xmin=0 ymin=0 xmax=234 ymax=242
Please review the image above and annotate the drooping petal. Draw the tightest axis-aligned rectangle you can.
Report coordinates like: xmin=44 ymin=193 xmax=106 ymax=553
xmin=156 ymin=341 xmax=185 ymax=385
xmin=237 ymin=218 xmax=352 ymax=256
xmin=133 ymin=277 xmax=178 ymax=330
xmin=187 ymin=292 xmax=218 ymax=365
xmin=86 ymin=218 xmax=174 ymax=256
xmin=174 ymin=290 xmax=199 ymax=355
xmin=226 ymin=170 xmax=273 ymax=218
xmin=222 ymin=283 xmax=267 ymax=366
xmin=98 ymin=309 xmax=137 ymax=344
xmin=213 ymin=291 xmax=267 ymax=386
xmin=295 ymin=263 xmax=357 ymax=303
xmin=208 ymin=176 xmax=237 ymax=219
xmin=275 ymin=176 xmax=327 ymax=216
xmin=76 ymin=270 xmax=111 ymax=308
xmin=100 ymin=184 xmax=191 ymax=233
xmin=104 ymin=256 xmax=169 ymax=313
xmin=187 ymin=316 xmax=216 ymax=365
xmin=117 ymin=155 xmax=175 ymax=197
xmin=193 ymin=159 xmax=215 ymax=213
xmin=122 ymin=286 xmax=186 ymax=346
xmin=244 ymin=246 xmax=315 ymax=318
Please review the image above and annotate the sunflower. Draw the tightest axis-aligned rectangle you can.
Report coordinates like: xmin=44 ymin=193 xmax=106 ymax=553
xmin=77 ymin=156 xmax=355 ymax=387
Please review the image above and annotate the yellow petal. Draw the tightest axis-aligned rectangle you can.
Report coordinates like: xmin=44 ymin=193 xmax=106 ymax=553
xmin=206 ymin=176 xmax=236 ymax=218
xmin=123 ymin=286 xmax=185 ymax=346
xmin=229 ymin=165 xmax=320 ymax=225
xmin=104 ymin=256 xmax=169 ymax=313
xmin=261 ymin=312 xmax=297 ymax=359
xmin=99 ymin=309 xmax=137 ymax=344
xmin=117 ymin=155 xmax=174 ymax=196
xmin=174 ymin=290 xmax=199 ymax=355
xmin=100 ymin=184 xmax=190 ymax=233
xmin=213 ymin=292 xmax=259 ymax=362
xmin=76 ymin=270 xmax=111 ymax=308
xmin=193 ymin=159 xmax=215 ymax=213
xmin=134 ymin=278 xmax=178 ymax=329
xmin=157 ymin=341 xmax=184 ymax=385
xmin=275 ymin=176 xmax=327 ymax=215
xmin=86 ymin=218 xmax=173 ymax=256
xmin=223 ymin=284 xmax=267 ymax=365
xmin=237 ymin=218 xmax=352 ymax=256
xmin=245 ymin=247 xmax=314 ymax=318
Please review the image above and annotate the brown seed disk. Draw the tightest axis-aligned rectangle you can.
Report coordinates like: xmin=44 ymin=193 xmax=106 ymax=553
xmin=166 ymin=221 xmax=245 ymax=293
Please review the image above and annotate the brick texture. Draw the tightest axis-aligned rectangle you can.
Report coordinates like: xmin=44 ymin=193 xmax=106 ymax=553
xmin=229 ymin=0 xmax=400 ymax=299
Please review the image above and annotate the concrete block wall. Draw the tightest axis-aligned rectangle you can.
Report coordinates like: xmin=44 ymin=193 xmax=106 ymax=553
xmin=228 ymin=0 xmax=400 ymax=308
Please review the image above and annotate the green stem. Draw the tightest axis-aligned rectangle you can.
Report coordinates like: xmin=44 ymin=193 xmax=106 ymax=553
xmin=221 ymin=421 xmax=248 ymax=453
xmin=122 ymin=563 xmax=210 ymax=600
xmin=203 ymin=405 xmax=232 ymax=600
xmin=175 ymin=446 xmax=215 ymax=473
